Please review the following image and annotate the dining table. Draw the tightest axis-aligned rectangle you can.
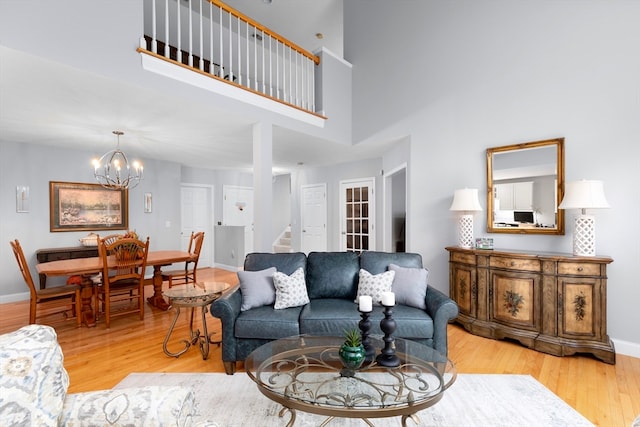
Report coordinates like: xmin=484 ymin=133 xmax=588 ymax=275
xmin=36 ymin=250 xmax=193 ymax=327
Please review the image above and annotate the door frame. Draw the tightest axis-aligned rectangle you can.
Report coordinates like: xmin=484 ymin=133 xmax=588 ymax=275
xmin=300 ymin=183 xmax=327 ymax=253
xmin=339 ymin=177 xmax=376 ymax=252
xmin=180 ymin=183 xmax=215 ymax=267
xmin=383 ymin=163 xmax=407 ymax=252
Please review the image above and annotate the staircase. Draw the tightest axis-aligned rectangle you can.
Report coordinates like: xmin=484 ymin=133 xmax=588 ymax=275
xmin=273 ymin=227 xmax=293 ymax=253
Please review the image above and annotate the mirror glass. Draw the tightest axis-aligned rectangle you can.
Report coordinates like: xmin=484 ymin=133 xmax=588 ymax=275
xmin=487 ymin=138 xmax=565 ymax=235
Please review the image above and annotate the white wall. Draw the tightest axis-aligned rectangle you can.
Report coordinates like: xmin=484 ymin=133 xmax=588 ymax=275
xmin=0 ymin=141 xmax=182 ymax=298
xmin=345 ymin=0 xmax=640 ymax=354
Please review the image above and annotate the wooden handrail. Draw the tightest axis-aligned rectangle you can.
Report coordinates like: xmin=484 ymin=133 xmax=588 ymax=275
xmin=211 ymin=0 xmax=320 ymax=65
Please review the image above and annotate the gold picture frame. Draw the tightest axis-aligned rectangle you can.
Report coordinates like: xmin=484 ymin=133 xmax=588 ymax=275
xmin=49 ymin=181 xmax=128 ymax=232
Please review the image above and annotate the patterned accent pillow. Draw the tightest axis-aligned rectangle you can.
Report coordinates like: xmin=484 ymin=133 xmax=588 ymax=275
xmin=238 ymin=267 xmax=277 ymax=311
xmin=273 ymin=267 xmax=310 ymax=309
xmin=354 ymin=269 xmax=395 ymax=306
xmin=388 ymin=263 xmax=429 ymax=309
xmin=0 ymin=325 xmax=69 ymax=427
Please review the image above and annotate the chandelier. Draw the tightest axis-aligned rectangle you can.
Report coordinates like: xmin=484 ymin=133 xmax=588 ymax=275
xmin=92 ymin=131 xmax=143 ymax=190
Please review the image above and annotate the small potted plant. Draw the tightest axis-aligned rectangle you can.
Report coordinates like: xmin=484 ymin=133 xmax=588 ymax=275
xmin=339 ymin=328 xmax=366 ymax=375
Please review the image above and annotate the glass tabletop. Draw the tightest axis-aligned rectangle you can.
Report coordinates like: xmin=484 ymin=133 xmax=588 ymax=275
xmin=245 ymin=335 xmax=456 ymax=415
xmin=163 ymin=281 xmax=229 ymax=301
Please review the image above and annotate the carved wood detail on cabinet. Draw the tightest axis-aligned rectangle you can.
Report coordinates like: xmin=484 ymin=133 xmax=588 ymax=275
xmin=446 ymin=247 xmax=615 ymax=364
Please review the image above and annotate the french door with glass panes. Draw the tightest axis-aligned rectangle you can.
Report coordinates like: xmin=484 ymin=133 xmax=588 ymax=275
xmin=340 ymin=178 xmax=375 ymax=253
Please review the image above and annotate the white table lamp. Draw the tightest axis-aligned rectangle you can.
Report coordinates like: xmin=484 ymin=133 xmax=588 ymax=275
xmin=559 ymin=180 xmax=610 ymax=256
xmin=450 ymin=188 xmax=483 ymax=249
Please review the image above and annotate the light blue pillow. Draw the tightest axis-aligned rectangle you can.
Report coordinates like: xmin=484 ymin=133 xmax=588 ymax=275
xmin=388 ymin=263 xmax=428 ymax=310
xmin=238 ymin=267 xmax=277 ymax=311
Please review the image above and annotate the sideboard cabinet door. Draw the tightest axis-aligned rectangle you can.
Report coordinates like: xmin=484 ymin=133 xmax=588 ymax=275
xmin=489 ymin=269 xmax=541 ymax=347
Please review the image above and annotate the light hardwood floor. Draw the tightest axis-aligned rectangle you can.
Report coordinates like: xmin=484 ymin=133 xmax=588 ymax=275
xmin=1 ymin=267 xmax=638 ymax=426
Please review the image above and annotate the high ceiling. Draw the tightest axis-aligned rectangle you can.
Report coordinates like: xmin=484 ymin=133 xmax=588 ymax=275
xmin=0 ymin=0 xmax=391 ymax=174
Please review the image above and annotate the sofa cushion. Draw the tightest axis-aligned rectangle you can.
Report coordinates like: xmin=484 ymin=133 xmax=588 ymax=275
xmin=235 ymin=305 xmax=303 ymax=339
xmin=274 ymin=267 xmax=310 ymax=309
xmin=389 ymin=263 xmax=429 ymax=310
xmin=244 ymin=252 xmax=307 ymax=275
xmin=307 ymin=252 xmax=360 ymax=300
xmin=300 ymin=299 xmax=435 ymax=339
xmin=59 ymin=386 xmax=195 ymax=427
xmin=238 ymin=267 xmax=277 ymax=311
xmin=300 ymin=299 xmax=362 ymax=335
xmin=0 ymin=325 xmax=69 ymax=427
xmin=359 ymin=251 xmax=423 ymax=274
xmin=354 ymin=269 xmax=395 ymax=305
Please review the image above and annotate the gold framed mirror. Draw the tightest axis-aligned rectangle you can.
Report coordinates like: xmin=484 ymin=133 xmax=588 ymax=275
xmin=487 ymin=138 xmax=565 ymax=235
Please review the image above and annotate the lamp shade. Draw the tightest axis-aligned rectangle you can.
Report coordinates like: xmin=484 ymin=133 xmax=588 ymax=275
xmin=450 ymin=188 xmax=483 ymax=212
xmin=559 ymin=180 xmax=610 ymax=210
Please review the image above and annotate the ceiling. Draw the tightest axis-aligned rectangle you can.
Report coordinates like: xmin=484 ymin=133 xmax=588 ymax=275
xmin=0 ymin=0 xmax=392 ymax=174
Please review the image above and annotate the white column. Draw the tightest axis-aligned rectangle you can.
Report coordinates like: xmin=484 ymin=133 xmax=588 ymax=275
xmin=253 ymin=122 xmax=273 ymax=252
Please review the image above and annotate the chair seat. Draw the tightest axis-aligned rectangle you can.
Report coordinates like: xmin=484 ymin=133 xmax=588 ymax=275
xmin=36 ymin=284 xmax=82 ymax=299
xmin=10 ymin=239 xmax=82 ymax=326
xmin=163 ymin=232 xmax=204 ymax=288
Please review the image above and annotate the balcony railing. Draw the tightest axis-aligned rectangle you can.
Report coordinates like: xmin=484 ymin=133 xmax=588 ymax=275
xmin=139 ymin=0 xmax=321 ymax=116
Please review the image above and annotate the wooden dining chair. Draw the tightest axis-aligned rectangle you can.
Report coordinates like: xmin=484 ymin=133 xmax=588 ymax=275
xmin=162 ymin=231 xmax=205 ymax=288
xmin=96 ymin=236 xmax=150 ymax=328
xmin=10 ymin=239 xmax=82 ymax=326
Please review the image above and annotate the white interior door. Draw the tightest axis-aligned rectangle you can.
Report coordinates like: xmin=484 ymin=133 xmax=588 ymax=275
xmin=180 ymin=185 xmax=213 ymax=267
xmin=223 ymin=185 xmax=254 ymax=256
xmin=301 ymin=183 xmax=327 ymax=253
xmin=340 ymin=178 xmax=375 ymax=253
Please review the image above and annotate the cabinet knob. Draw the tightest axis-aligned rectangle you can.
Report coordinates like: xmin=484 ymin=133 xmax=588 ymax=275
xmin=510 ymin=261 xmax=516 ymax=266
xmin=577 ymin=267 xmax=583 ymax=272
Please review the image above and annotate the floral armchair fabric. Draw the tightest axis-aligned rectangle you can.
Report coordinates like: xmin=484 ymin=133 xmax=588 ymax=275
xmin=0 ymin=325 xmax=196 ymax=426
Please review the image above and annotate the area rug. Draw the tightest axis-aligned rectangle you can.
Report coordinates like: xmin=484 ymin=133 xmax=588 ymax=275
xmin=115 ymin=373 xmax=593 ymax=426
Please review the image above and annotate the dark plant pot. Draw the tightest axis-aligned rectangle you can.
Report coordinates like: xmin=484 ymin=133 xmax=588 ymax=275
xmin=339 ymin=343 xmax=366 ymax=373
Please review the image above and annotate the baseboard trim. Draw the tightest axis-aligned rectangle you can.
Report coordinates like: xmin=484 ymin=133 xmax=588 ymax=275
xmin=612 ymin=337 xmax=640 ymax=359
xmin=213 ymin=262 xmax=242 ymax=272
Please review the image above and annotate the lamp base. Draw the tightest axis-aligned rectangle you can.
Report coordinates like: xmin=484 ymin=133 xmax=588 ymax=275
xmin=457 ymin=215 xmax=474 ymax=249
xmin=573 ymin=214 xmax=596 ymax=256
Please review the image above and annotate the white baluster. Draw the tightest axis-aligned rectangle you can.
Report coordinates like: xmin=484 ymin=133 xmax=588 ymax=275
xmin=209 ymin=0 xmax=214 ymax=74
xmin=228 ymin=12 xmax=232 ymax=81
xmin=219 ymin=5 xmax=224 ymax=78
xmin=199 ymin=0 xmax=204 ymax=71
xmin=261 ymin=30 xmax=265 ymax=94
xmin=188 ymin=0 xmax=193 ymax=67
xmin=246 ymin=21 xmax=250 ymax=89
xmin=268 ymin=35 xmax=273 ymax=97
xmin=151 ymin=0 xmax=157 ymax=53
xmin=164 ymin=0 xmax=169 ymax=57
xmin=177 ymin=0 xmax=182 ymax=63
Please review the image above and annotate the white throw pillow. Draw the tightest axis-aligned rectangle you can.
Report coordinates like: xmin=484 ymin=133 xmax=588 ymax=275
xmin=238 ymin=267 xmax=277 ymax=311
xmin=388 ymin=263 xmax=429 ymax=310
xmin=354 ymin=269 xmax=395 ymax=306
xmin=273 ymin=267 xmax=310 ymax=309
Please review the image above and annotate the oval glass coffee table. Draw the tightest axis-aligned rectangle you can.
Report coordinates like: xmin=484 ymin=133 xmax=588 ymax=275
xmin=245 ymin=335 xmax=456 ymax=427
xmin=162 ymin=281 xmax=228 ymax=360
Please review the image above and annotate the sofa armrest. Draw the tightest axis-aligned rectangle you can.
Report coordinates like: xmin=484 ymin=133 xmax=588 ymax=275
xmin=210 ymin=285 xmax=242 ymax=363
xmin=60 ymin=386 xmax=195 ymax=426
xmin=424 ymin=286 xmax=459 ymax=356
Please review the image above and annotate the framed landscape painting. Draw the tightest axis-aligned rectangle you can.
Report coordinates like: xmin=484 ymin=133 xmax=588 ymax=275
xmin=49 ymin=181 xmax=128 ymax=232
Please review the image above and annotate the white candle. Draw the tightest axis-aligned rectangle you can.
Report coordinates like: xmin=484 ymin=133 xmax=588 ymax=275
xmin=381 ymin=291 xmax=395 ymax=306
xmin=359 ymin=295 xmax=372 ymax=312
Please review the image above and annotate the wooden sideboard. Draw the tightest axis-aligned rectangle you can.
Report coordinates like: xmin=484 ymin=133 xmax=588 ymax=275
xmin=36 ymin=246 xmax=99 ymax=289
xmin=445 ymin=247 xmax=615 ymax=364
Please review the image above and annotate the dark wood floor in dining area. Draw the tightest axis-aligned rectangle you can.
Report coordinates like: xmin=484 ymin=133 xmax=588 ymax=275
xmin=0 ymin=267 xmax=638 ymax=426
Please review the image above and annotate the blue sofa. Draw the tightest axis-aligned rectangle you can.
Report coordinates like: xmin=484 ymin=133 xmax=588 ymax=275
xmin=210 ymin=251 xmax=459 ymax=375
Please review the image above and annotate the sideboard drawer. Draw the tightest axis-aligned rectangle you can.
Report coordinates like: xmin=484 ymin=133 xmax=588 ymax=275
xmin=490 ymin=256 xmax=540 ymax=272
xmin=451 ymin=251 xmax=475 ymax=265
xmin=558 ymin=262 xmax=601 ymax=276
